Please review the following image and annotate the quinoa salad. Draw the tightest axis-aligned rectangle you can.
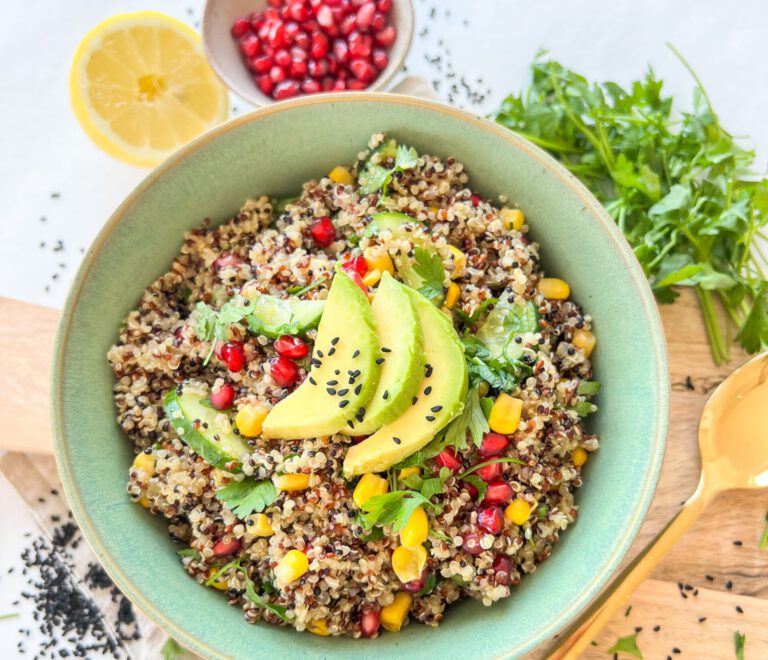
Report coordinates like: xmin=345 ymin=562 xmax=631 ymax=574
xmin=109 ymin=133 xmax=600 ymax=638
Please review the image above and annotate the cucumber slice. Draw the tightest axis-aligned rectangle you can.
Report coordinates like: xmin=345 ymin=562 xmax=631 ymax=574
xmin=363 ymin=212 xmax=424 ymax=238
xmin=476 ymin=299 xmax=539 ymax=359
xmin=246 ymin=294 xmax=325 ymax=339
xmin=163 ymin=385 xmax=251 ymax=470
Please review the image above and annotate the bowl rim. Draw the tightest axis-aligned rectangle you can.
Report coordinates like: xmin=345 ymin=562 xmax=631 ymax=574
xmin=201 ymin=0 xmax=416 ymax=106
xmin=52 ymin=91 xmax=669 ymax=659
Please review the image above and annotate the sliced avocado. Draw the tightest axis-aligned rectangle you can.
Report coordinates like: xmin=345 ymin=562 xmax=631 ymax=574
xmin=246 ymin=295 xmax=325 ymax=339
xmin=477 ymin=298 xmax=539 ymax=359
xmin=363 ymin=212 xmax=424 ymax=238
xmin=262 ymin=272 xmax=381 ymax=440
xmin=342 ymin=272 xmax=424 ymax=436
xmin=343 ymin=287 xmax=468 ymax=477
xmin=164 ymin=383 xmax=250 ymax=470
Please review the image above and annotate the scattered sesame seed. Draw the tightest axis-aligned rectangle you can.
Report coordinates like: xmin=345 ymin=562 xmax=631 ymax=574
xmin=339 ymin=400 xmax=349 ymax=408
xmin=326 ymin=388 xmax=337 ymax=395
xmin=352 ymin=349 xmax=360 ymax=358
xmin=424 ymin=386 xmax=432 ymax=395
xmin=317 ymin=350 xmax=324 ymax=358
xmin=375 ymin=357 xmax=385 ymax=365
xmin=331 ymin=337 xmax=340 ymax=345
xmin=726 ymin=580 xmax=733 ymax=590
xmin=431 ymin=405 xmax=443 ymax=412
xmin=698 ymin=616 xmax=706 ymax=623
xmin=308 ymin=376 xmax=317 ymax=385
xmin=392 ymin=437 xmax=401 ymax=444
xmin=733 ymin=539 xmax=743 ymax=546
xmin=354 ymin=384 xmax=362 ymax=395
xmin=381 ymin=347 xmax=391 ymax=353
xmin=705 ymin=575 xmax=714 ymax=581
xmin=653 ymin=625 xmax=661 ymax=632
xmin=412 ymin=396 xmax=418 ymax=405
xmin=327 ymin=380 xmax=338 ymax=386
xmin=425 ymin=364 xmax=433 ymax=377
xmin=426 ymin=415 xmax=436 ymax=422
xmin=383 ymin=390 xmax=389 ymax=399
xmin=338 ymin=388 xmax=349 ymax=396
xmin=328 ymin=347 xmax=336 ymax=356
xmin=736 ymin=605 xmax=744 ymax=613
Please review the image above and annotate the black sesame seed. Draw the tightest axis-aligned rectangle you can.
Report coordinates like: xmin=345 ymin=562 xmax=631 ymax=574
xmin=412 ymin=396 xmax=418 ymax=405
xmin=672 ymin=649 xmax=681 ymax=655
xmin=567 ymin=347 xmax=576 ymax=355
xmin=381 ymin=347 xmax=392 ymax=353
xmin=392 ymin=437 xmax=401 ymax=444
xmin=349 ymin=377 xmax=355 ymax=385
xmin=376 ymin=357 xmax=385 ymax=365
xmin=352 ymin=349 xmax=360 ymax=358
xmin=331 ymin=337 xmax=340 ymax=345
xmin=339 ymin=400 xmax=349 ymax=408
xmin=347 ymin=420 xmax=355 ymax=429
xmin=424 ymin=386 xmax=432 ymax=395
xmin=736 ymin=605 xmax=744 ymax=613
xmin=335 ymin=369 xmax=340 ymax=375
xmin=354 ymin=384 xmax=362 ymax=395
xmin=383 ymin=390 xmax=389 ymax=399
xmin=326 ymin=388 xmax=337 ymax=395
xmin=425 ymin=415 xmax=436 ymax=422
xmin=514 ymin=336 xmax=522 ymax=344
xmin=431 ymin=405 xmax=443 ymax=413
xmin=425 ymin=364 xmax=433 ymax=377
xmin=309 ymin=376 xmax=317 ymax=385
xmin=327 ymin=380 xmax=339 ymax=386
xmin=338 ymin=388 xmax=349 ymax=396
xmin=317 ymin=350 xmax=324 ymax=358
xmin=733 ymin=539 xmax=743 ymax=546
xmin=705 ymin=575 xmax=714 ymax=582
xmin=726 ymin=580 xmax=733 ymax=590
xmin=698 ymin=616 xmax=706 ymax=623
xmin=328 ymin=347 xmax=336 ymax=356
xmin=312 ymin=359 xmax=322 ymax=368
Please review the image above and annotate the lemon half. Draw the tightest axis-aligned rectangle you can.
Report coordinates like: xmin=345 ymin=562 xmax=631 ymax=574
xmin=70 ymin=11 xmax=229 ymax=167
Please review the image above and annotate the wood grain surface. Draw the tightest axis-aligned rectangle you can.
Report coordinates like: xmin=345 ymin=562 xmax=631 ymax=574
xmin=1 ymin=290 xmax=766 ymax=659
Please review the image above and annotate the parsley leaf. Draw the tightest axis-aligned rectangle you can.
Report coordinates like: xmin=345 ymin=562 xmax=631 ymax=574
xmin=454 ymin=297 xmax=499 ymax=327
xmin=176 ymin=548 xmax=202 ymax=561
xmin=206 ymin=558 xmax=289 ymax=621
xmin=577 ymin=381 xmax=601 ymax=396
xmin=215 ymin=478 xmax=277 ymax=518
xmin=608 ymin=633 xmax=643 ymax=659
xmin=359 ymin=491 xmax=436 ymax=532
xmin=194 ymin=298 xmax=251 ymax=365
xmin=734 ymin=631 xmax=746 ymax=660
xmin=412 ymin=247 xmax=446 ymax=304
xmin=571 ymin=401 xmax=598 ymax=417
xmin=395 ymin=144 xmax=418 ymax=170
xmin=461 ymin=474 xmax=488 ymax=502
xmin=462 ymin=335 xmax=532 ymax=392
xmin=358 ymin=142 xmax=420 ymax=197
xmin=441 ymin=384 xmax=488 ymax=450
xmin=417 ymin=573 xmax=437 ymax=596
xmin=160 ymin=638 xmax=185 ymax=660
xmin=457 ymin=457 xmax=526 ymax=481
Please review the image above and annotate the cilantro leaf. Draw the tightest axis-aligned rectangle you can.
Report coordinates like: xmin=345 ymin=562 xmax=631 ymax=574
xmin=461 ymin=474 xmax=488 ymax=502
xmin=359 ymin=164 xmax=392 ymax=195
xmin=359 ymin=491 xmax=436 ymax=532
xmin=577 ymin=381 xmax=601 ymax=396
xmin=571 ymin=401 xmax=598 ymax=417
xmin=205 ymin=558 xmax=289 ymax=621
xmin=608 ymin=633 xmax=643 ymax=659
xmin=215 ymin=478 xmax=277 ymax=518
xmin=417 ymin=572 xmax=437 ymax=596
xmin=160 ymin=638 xmax=185 ymax=660
xmin=457 ymin=457 xmax=525 ymax=481
xmin=454 ymin=297 xmax=499 ymax=327
xmin=412 ymin=247 xmax=446 ymax=304
xmin=734 ymin=630 xmax=746 ymax=660
xmin=176 ymin=548 xmax=202 ymax=561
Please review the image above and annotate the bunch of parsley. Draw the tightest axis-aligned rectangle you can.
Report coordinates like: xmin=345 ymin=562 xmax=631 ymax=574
xmin=492 ymin=47 xmax=768 ymax=364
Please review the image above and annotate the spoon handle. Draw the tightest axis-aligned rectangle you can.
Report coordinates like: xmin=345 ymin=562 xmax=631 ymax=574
xmin=549 ymin=477 xmax=715 ymax=660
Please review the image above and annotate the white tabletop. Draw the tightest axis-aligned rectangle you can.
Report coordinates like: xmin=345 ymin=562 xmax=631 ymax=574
xmin=1 ymin=0 xmax=767 ymax=655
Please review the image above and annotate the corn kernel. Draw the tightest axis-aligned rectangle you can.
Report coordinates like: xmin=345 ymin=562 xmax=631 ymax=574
xmin=391 ymin=544 xmax=427 ymax=583
xmin=505 ymin=498 xmax=532 ymax=526
xmin=538 ymin=277 xmax=570 ymax=300
xmin=444 ymin=282 xmax=460 ymax=309
xmin=381 ymin=591 xmax=412 ymax=632
xmin=329 ymin=166 xmax=353 ymax=185
xmin=362 ymin=269 xmax=382 ymax=287
xmin=399 ymin=507 xmax=428 ymax=548
xmin=235 ymin=403 xmax=269 ymax=437
xmin=207 ymin=566 xmax=228 ymax=591
xmin=573 ymin=329 xmax=596 ymax=357
xmin=274 ymin=473 xmax=311 ymax=492
xmin=446 ymin=245 xmax=467 ymax=279
xmin=573 ymin=447 xmax=589 ymax=466
xmin=274 ymin=549 xmax=309 ymax=585
xmin=363 ymin=246 xmax=395 ymax=275
xmin=307 ymin=619 xmax=330 ymax=636
xmin=500 ymin=207 xmax=525 ymax=231
xmin=488 ymin=393 xmax=523 ymax=434
xmin=132 ymin=451 xmax=156 ymax=476
xmin=398 ymin=466 xmax=421 ymax=481
xmin=353 ymin=473 xmax=389 ymax=508
xmin=250 ymin=513 xmax=274 ymax=537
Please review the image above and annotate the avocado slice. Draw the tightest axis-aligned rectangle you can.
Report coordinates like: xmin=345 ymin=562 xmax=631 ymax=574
xmin=363 ymin=212 xmax=424 ymax=238
xmin=164 ymin=383 xmax=250 ymax=470
xmin=262 ymin=272 xmax=381 ymax=440
xmin=246 ymin=295 xmax=325 ymax=339
xmin=343 ymin=287 xmax=468 ymax=477
xmin=341 ymin=272 xmax=425 ymax=436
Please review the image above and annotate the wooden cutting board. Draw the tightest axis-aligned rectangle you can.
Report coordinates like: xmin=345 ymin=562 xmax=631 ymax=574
xmin=1 ymin=291 xmax=766 ymax=659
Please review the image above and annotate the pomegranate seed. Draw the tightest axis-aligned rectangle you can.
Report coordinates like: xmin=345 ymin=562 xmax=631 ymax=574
xmin=350 ymin=59 xmax=376 ymax=82
xmin=376 ymin=0 xmax=392 ymax=11
xmin=371 ymin=48 xmax=388 ymax=69
xmin=321 ymin=76 xmax=335 ymax=91
xmin=308 ymin=58 xmax=328 ymax=77
xmin=341 ymin=256 xmax=368 ymax=276
xmin=267 ymin=20 xmax=286 ymax=48
xmin=479 ymin=432 xmax=509 ymax=458
xmin=309 ymin=0 xmax=324 ymax=10
xmin=212 ymin=253 xmax=242 ymax=271
xmin=374 ymin=25 xmax=396 ymax=46
xmin=270 ymin=65 xmax=287 ymax=83
xmin=290 ymin=58 xmax=308 ymax=77
xmin=270 ymin=356 xmax=300 ymax=387
xmin=323 ymin=22 xmax=339 ymax=37
xmin=355 ymin=2 xmax=376 ymax=30
xmin=285 ymin=20 xmax=302 ymax=41
xmin=274 ymin=48 xmax=291 ymax=68
xmin=302 ymin=18 xmax=320 ymax=32
xmin=477 ymin=505 xmax=505 ymax=535
xmin=340 ymin=14 xmax=357 ymax=35
xmin=337 ymin=67 xmax=349 ymax=81
xmin=250 ymin=55 xmax=273 ymax=73
xmin=435 ymin=448 xmax=462 ymax=473
xmin=212 ymin=537 xmax=241 ymax=557
xmin=301 ymin=78 xmax=321 ymax=93
xmin=310 ymin=31 xmax=329 ymax=58
xmin=258 ymin=22 xmax=271 ymax=40
xmin=265 ymin=7 xmax=281 ymax=20
xmin=329 ymin=5 xmax=346 ymax=23
xmin=294 ymin=30 xmax=310 ymax=49
xmin=348 ymin=31 xmax=372 ymax=58
xmin=333 ymin=38 xmax=349 ymax=62
xmin=273 ymin=79 xmax=301 ymax=99
xmin=310 ymin=216 xmax=336 ymax=246
xmin=222 ymin=341 xmax=246 ymax=372
xmin=249 ymin=12 xmax=265 ymax=32
xmin=401 ymin=568 xmax=427 ymax=593
xmin=288 ymin=2 xmax=311 ymax=21
xmin=240 ymin=35 xmax=261 ymax=58
xmin=346 ymin=270 xmax=368 ymax=294
xmin=493 ymin=555 xmax=512 ymax=586
xmin=483 ymin=481 xmax=513 ymax=505
xmin=255 ymin=74 xmax=275 ymax=95
xmin=460 ymin=480 xmax=478 ymax=499
xmin=231 ymin=17 xmax=251 ymax=38
xmin=290 ymin=46 xmax=308 ymax=60
xmin=214 ymin=339 xmax=227 ymax=360
xmin=347 ymin=79 xmax=368 ymax=90
xmin=327 ymin=56 xmax=339 ymax=73
xmin=210 ymin=383 xmax=235 ymax=410
xmin=471 ymin=194 xmax=482 ymax=207
xmin=351 ymin=0 xmax=367 ymax=6
xmin=462 ymin=531 xmax=484 ymax=555
xmin=361 ymin=608 xmax=380 ymax=637
xmin=274 ymin=335 xmax=309 ymax=359
xmin=476 ymin=461 xmax=503 ymax=483
xmin=263 ymin=44 xmax=276 ymax=57
xmin=370 ymin=11 xmax=386 ymax=31
xmin=316 ymin=5 xmax=334 ymax=27
xmin=267 ymin=0 xmax=282 ymax=7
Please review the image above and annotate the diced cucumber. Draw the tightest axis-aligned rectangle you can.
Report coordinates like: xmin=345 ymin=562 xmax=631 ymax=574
xmin=363 ymin=212 xmax=424 ymax=238
xmin=163 ymin=385 xmax=251 ymax=470
xmin=476 ymin=299 xmax=539 ymax=359
xmin=246 ymin=294 xmax=325 ymax=339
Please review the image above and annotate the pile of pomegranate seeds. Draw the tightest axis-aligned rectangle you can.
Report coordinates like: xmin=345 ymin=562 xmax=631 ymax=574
xmin=231 ymin=0 xmax=397 ymax=100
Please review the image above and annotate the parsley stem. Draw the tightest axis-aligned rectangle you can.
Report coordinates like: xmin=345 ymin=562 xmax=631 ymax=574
xmin=696 ymin=287 xmax=728 ymax=365
xmin=457 ymin=457 xmax=526 ymax=481
xmin=0 ymin=613 xmax=18 ymax=620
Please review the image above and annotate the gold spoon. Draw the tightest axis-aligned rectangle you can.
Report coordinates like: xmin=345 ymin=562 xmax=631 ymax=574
xmin=551 ymin=351 xmax=768 ymax=660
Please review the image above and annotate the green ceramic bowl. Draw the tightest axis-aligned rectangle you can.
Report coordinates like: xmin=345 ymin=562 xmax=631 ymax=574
xmin=53 ymin=93 xmax=668 ymax=659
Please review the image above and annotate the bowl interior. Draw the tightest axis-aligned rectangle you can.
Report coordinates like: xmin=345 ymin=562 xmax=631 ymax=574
xmin=54 ymin=94 xmax=668 ymax=659
xmin=202 ymin=0 xmax=414 ymax=106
